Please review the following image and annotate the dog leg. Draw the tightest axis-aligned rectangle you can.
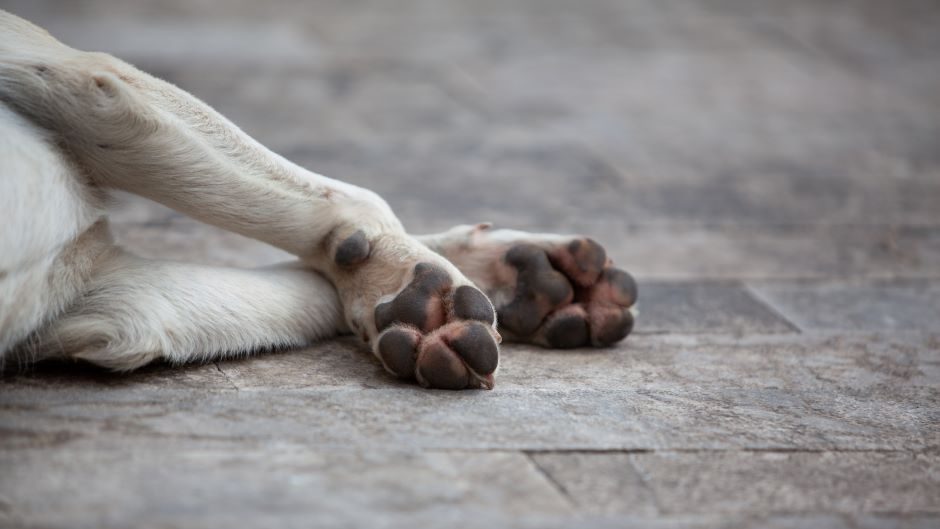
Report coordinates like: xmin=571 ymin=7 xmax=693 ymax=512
xmin=21 ymin=251 xmax=348 ymax=371
xmin=0 ymin=11 xmax=500 ymax=389
xmin=419 ymin=225 xmax=638 ymax=348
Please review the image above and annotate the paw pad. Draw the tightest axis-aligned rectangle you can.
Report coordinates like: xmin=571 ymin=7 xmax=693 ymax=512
xmin=334 ymin=230 xmax=371 ymax=268
xmin=551 ymin=238 xmax=608 ymax=286
xmin=374 ymin=263 xmax=452 ymax=333
xmin=500 ymin=244 xmax=573 ymax=336
xmin=452 ymin=285 xmax=496 ymax=323
xmin=376 ymin=327 xmax=420 ymax=378
xmin=374 ymin=263 xmax=499 ymax=390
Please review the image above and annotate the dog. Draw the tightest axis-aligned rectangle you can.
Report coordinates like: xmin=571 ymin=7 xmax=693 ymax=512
xmin=0 ymin=10 xmax=637 ymax=390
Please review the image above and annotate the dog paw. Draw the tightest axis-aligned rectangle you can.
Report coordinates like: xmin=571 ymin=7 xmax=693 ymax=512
xmin=426 ymin=226 xmax=637 ymax=348
xmin=372 ymin=263 xmax=499 ymax=390
xmin=321 ymin=234 xmax=501 ymax=390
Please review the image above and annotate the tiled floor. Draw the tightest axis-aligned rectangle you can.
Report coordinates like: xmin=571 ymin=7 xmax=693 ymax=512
xmin=1 ymin=1 xmax=938 ymax=527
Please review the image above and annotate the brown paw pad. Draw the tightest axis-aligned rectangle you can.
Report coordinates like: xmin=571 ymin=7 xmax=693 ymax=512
xmin=377 ymin=327 xmax=420 ymax=378
xmin=445 ymin=321 xmax=499 ymax=375
xmin=334 ymin=230 xmax=371 ymax=268
xmin=500 ymin=244 xmax=574 ymax=336
xmin=548 ymin=238 xmax=608 ymax=287
xmin=589 ymin=305 xmax=634 ymax=346
xmin=374 ymin=263 xmax=453 ymax=333
xmin=541 ymin=305 xmax=591 ymax=349
xmin=590 ymin=267 xmax=638 ymax=307
xmin=416 ymin=322 xmax=498 ymax=390
xmin=452 ymin=285 xmax=496 ymax=324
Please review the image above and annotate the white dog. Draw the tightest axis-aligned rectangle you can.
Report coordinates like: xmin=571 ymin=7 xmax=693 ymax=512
xmin=0 ymin=11 xmax=636 ymax=390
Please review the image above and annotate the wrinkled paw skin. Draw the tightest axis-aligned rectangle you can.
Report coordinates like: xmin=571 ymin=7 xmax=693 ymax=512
xmin=499 ymin=238 xmax=637 ymax=349
xmin=374 ymin=263 xmax=499 ymax=390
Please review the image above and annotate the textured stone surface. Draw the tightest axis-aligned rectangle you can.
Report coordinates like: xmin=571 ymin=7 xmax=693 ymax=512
xmin=0 ymin=446 xmax=571 ymax=529
xmin=750 ymin=281 xmax=940 ymax=331
xmin=534 ymin=452 xmax=940 ymax=515
xmin=635 ymin=281 xmax=796 ymax=334
xmin=4 ymin=336 xmax=937 ymax=453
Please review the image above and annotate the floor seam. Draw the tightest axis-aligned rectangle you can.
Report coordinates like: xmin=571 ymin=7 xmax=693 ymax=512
xmin=523 ymin=451 xmax=577 ymax=510
xmin=742 ymin=282 xmax=804 ymax=333
xmin=213 ymin=362 xmax=240 ymax=392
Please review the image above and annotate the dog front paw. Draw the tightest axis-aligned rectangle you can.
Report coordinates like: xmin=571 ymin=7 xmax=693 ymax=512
xmin=323 ymin=235 xmax=501 ymax=390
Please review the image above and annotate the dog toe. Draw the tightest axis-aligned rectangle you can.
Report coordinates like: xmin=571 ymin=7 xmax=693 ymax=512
xmin=376 ymin=327 xmax=420 ymax=378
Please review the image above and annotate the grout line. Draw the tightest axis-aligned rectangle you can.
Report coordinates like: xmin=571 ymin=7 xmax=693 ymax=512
xmin=523 ymin=452 xmax=577 ymax=510
xmin=518 ymin=447 xmax=938 ymax=455
xmin=741 ymin=282 xmax=804 ymax=333
xmin=625 ymin=453 xmax=665 ymax=516
xmin=213 ymin=362 xmax=240 ymax=392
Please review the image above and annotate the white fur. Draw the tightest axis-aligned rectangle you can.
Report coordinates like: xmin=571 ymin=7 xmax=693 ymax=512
xmin=0 ymin=10 xmax=492 ymax=371
xmin=0 ymin=93 xmax=350 ymax=369
xmin=0 ymin=11 xmax=379 ymax=369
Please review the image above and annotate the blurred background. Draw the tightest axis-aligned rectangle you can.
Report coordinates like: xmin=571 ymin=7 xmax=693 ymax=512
xmin=4 ymin=0 xmax=938 ymax=279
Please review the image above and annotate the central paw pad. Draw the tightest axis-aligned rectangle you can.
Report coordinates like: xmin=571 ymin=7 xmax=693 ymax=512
xmin=374 ymin=263 xmax=499 ymax=390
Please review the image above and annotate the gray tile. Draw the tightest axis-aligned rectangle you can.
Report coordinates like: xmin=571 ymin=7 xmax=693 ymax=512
xmin=746 ymin=0 xmax=940 ymax=105
xmin=153 ymin=62 xmax=486 ymax=152
xmin=454 ymin=42 xmax=940 ymax=227
xmin=535 ymin=452 xmax=940 ymax=515
xmin=530 ymin=453 xmax=657 ymax=516
xmin=596 ymin=225 xmax=940 ymax=282
xmin=0 ymin=445 xmax=570 ymax=529
xmin=217 ymin=337 xmax=385 ymax=390
xmin=854 ymin=514 xmax=940 ymax=529
xmin=3 ymin=335 xmax=937 ymax=452
xmin=751 ymin=281 xmax=940 ymax=332
xmin=629 ymin=451 xmax=940 ymax=514
xmin=636 ymin=281 xmax=796 ymax=334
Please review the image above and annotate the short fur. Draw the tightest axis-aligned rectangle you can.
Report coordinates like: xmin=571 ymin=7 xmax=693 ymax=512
xmin=1 ymin=11 xmax=635 ymax=384
xmin=0 ymin=10 xmax=494 ymax=377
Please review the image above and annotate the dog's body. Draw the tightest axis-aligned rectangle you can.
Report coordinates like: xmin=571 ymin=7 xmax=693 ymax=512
xmin=0 ymin=11 xmax=636 ymax=389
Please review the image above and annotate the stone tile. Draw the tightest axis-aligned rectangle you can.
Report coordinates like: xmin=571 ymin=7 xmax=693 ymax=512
xmin=534 ymin=452 xmax=940 ymax=515
xmin=151 ymin=62 xmax=486 ymax=151
xmin=629 ymin=452 xmax=940 ymax=514
xmin=749 ymin=281 xmax=940 ymax=332
xmin=6 ymin=1 xmax=770 ymax=63
xmin=854 ymin=514 xmax=940 ymax=529
xmin=529 ymin=453 xmax=657 ymax=516
xmin=452 ymin=36 xmax=940 ymax=227
xmin=25 ymin=16 xmax=323 ymax=67
xmin=636 ymin=281 xmax=796 ymax=334
xmin=3 ymin=335 xmax=936 ymax=452
xmin=217 ymin=337 xmax=384 ymax=390
xmin=0 ymin=445 xmax=571 ymax=529
xmin=741 ymin=0 xmax=940 ymax=106
xmin=591 ymin=225 xmax=940 ymax=282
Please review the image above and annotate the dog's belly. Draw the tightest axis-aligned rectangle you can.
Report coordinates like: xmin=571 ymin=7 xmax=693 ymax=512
xmin=0 ymin=102 xmax=107 ymax=354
